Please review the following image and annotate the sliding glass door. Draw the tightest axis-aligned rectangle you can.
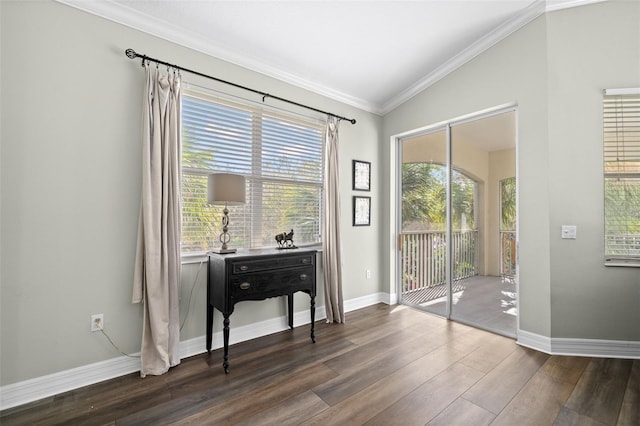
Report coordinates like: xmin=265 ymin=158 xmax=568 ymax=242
xmin=398 ymin=109 xmax=517 ymax=337
xmin=399 ymin=128 xmax=448 ymax=317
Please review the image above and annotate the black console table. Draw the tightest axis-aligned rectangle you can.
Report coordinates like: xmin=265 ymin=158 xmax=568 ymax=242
xmin=206 ymin=248 xmax=317 ymax=373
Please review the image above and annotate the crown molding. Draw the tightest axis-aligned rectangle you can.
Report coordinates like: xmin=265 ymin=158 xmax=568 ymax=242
xmin=56 ymin=0 xmax=606 ymax=117
xmin=54 ymin=0 xmax=380 ymax=114
xmin=545 ymin=0 xmax=607 ymax=12
xmin=379 ymin=0 xmax=547 ymax=114
xmin=379 ymin=0 xmax=607 ymax=114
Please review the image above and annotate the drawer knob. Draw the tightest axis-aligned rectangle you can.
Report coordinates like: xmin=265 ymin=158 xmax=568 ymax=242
xmin=299 ymin=274 xmax=308 ymax=280
xmin=239 ymin=265 xmax=249 ymax=271
xmin=301 ymin=258 xmax=310 ymax=264
xmin=239 ymin=282 xmax=251 ymax=290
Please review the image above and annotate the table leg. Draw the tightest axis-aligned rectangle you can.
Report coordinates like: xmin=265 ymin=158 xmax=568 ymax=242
xmin=288 ymin=294 xmax=294 ymax=329
xmin=310 ymin=295 xmax=316 ymax=343
xmin=206 ymin=303 xmax=213 ymax=352
xmin=223 ymin=314 xmax=230 ymax=374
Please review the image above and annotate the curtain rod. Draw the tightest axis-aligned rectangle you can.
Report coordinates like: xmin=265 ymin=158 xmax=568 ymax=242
xmin=125 ymin=49 xmax=356 ymax=125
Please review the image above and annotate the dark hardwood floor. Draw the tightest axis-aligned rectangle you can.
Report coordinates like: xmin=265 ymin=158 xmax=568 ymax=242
xmin=1 ymin=304 xmax=638 ymax=425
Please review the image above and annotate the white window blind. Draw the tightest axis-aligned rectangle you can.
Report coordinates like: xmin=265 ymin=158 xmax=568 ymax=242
xmin=181 ymin=86 xmax=325 ymax=253
xmin=603 ymin=90 xmax=640 ymax=264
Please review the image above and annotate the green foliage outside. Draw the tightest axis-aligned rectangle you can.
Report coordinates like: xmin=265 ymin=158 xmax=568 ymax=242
xmin=500 ymin=177 xmax=517 ymax=276
xmin=605 ymin=178 xmax=640 ymax=256
xmin=180 ymin=98 xmax=323 ymax=253
xmin=500 ymin=176 xmax=516 ymax=232
xmin=401 ymin=162 xmax=476 ymax=231
xmin=401 ymin=162 xmax=479 ymax=287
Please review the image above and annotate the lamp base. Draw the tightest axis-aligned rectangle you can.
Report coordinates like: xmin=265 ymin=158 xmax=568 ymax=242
xmin=211 ymin=247 xmax=237 ymax=254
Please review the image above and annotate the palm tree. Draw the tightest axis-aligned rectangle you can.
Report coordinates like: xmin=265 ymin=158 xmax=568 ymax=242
xmin=402 ymin=162 xmax=476 ymax=231
xmin=500 ymin=177 xmax=516 ymax=232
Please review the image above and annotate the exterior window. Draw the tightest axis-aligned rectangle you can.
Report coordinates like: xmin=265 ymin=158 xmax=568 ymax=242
xmin=500 ymin=177 xmax=516 ymax=277
xmin=181 ymin=86 xmax=325 ymax=254
xmin=603 ymin=90 xmax=640 ymax=265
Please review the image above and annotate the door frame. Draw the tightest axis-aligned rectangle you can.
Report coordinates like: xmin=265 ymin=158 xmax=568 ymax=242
xmin=389 ymin=103 xmax=519 ymax=330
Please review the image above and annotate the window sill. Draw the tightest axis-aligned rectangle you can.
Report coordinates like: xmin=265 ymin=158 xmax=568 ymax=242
xmin=182 ymin=252 xmax=208 ymax=265
xmin=604 ymin=258 xmax=640 ymax=268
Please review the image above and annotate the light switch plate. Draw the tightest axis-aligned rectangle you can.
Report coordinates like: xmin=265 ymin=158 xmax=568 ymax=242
xmin=561 ymin=225 xmax=577 ymax=239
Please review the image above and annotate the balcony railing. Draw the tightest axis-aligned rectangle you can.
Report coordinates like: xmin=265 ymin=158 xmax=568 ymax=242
xmin=500 ymin=231 xmax=516 ymax=277
xmin=401 ymin=230 xmax=479 ymax=296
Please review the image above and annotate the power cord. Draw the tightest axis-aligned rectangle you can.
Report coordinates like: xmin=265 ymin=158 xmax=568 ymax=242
xmin=94 ymin=253 xmax=207 ymax=357
xmin=179 ymin=254 xmax=207 ymax=331
xmin=98 ymin=327 xmax=140 ymax=358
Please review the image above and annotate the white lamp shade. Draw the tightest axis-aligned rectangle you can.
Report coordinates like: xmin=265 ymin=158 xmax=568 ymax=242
xmin=207 ymin=173 xmax=246 ymax=205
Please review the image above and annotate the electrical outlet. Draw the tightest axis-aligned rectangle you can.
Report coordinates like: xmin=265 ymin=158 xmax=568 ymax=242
xmin=91 ymin=314 xmax=104 ymax=332
xmin=366 ymin=269 xmax=371 ymax=279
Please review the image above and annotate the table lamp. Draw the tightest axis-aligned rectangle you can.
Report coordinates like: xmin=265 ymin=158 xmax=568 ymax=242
xmin=207 ymin=173 xmax=246 ymax=254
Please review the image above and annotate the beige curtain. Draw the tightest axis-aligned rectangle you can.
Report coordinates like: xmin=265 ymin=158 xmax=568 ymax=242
xmin=322 ymin=117 xmax=345 ymax=323
xmin=132 ymin=63 xmax=182 ymax=377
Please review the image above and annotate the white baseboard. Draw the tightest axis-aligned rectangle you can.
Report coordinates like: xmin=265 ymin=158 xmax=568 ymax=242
xmin=345 ymin=292 xmax=391 ymax=310
xmin=0 ymin=292 xmax=389 ymax=411
xmin=517 ymin=329 xmax=553 ymax=353
xmin=518 ymin=329 xmax=640 ymax=359
xmin=0 ymin=353 xmax=142 ymax=412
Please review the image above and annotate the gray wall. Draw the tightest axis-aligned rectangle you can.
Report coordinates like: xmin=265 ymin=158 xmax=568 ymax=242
xmin=383 ymin=0 xmax=639 ymax=341
xmin=546 ymin=2 xmax=640 ymax=339
xmin=2 ymin=0 xmax=638 ymax=391
xmin=384 ymin=13 xmax=551 ymax=336
xmin=0 ymin=0 xmax=382 ymax=386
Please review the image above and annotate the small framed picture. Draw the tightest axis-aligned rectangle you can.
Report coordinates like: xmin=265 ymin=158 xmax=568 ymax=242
xmin=352 ymin=160 xmax=371 ymax=191
xmin=353 ymin=196 xmax=371 ymax=226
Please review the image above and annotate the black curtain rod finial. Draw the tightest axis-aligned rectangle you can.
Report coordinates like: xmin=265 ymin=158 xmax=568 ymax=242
xmin=124 ymin=47 xmax=356 ymax=125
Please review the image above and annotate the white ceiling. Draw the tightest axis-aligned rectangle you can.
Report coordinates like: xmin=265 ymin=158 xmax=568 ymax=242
xmin=59 ymin=0 xmax=601 ymax=115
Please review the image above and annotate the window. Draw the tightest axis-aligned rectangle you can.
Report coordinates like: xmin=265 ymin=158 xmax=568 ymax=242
xmin=500 ymin=177 xmax=516 ymax=277
xmin=181 ymin=86 xmax=325 ymax=254
xmin=603 ymin=89 xmax=640 ymax=265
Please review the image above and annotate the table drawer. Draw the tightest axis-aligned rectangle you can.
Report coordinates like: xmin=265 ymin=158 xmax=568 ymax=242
xmin=231 ymin=253 xmax=314 ymax=274
xmin=230 ymin=266 xmax=314 ymax=299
